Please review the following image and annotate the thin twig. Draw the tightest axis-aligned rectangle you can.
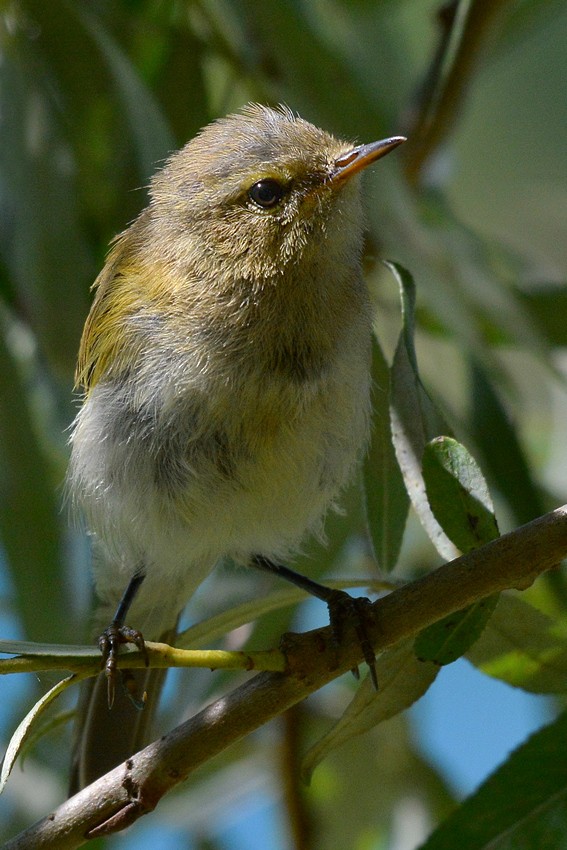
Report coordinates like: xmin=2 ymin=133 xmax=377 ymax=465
xmin=402 ymin=0 xmax=512 ymax=185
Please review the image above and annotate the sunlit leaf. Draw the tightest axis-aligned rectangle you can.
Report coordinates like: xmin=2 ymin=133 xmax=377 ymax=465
xmin=423 ymin=436 xmax=500 ymax=553
xmin=416 ymin=437 xmax=500 ymax=666
xmin=0 ymin=675 xmax=83 ymax=795
xmin=467 ymin=595 xmax=567 ymax=694
xmin=0 ymin=640 xmax=100 ymax=657
xmin=386 ymin=261 xmax=459 ymax=560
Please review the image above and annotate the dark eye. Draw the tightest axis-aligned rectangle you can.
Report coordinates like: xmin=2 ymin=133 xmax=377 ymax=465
xmin=248 ymin=179 xmax=285 ymax=208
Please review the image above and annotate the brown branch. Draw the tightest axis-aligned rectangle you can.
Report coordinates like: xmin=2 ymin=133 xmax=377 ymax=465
xmin=280 ymin=706 xmax=313 ymax=850
xmin=5 ymin=505 xmax=567 ymax=849
xmin=402 ymin=0 xmax=513 ymax=185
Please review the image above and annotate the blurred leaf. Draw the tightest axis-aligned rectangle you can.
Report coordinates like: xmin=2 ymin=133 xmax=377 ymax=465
xmin=519 ymin=285 xmax=567 ymax=347
xmin=418 ymin=711 xmax=567 ymax=850
xmin=494 ymin=0 xmax=567 ymax=54
xmin=0 ymin=318 xmax=70 ymax=643
xmin=403 ymin=0 xmax=512 ymax=185
xmin=19 ymin=0 xmax=142 ymax=237
xmin=363 ymin=334 xmax=409 ymax=572
xmin=72 ymin=1 xmax=175 ymax=181
xmin=309 ymin=713 xmax=455 ymax=850
xmin=301 ymin=639 xmax=438 ymax=782
xmin=470 ymin=361 xmax=545 ymax=525
xmin=416 ymin=437 xmax=500 ymax=666
xmin=231 ymin=0 xmax=391 ymax=137
xmin=0 ymin=34 xmax=92 ymax=377
xmin=153 ymin=23 xmax=210 ymax=145
xmin=386 ymin=261 xmax=459 ymax=560
xmin=177 ymin=577 xmax=390 ymax=650
xmin=467 ymin=595 xmax=567 ymax=694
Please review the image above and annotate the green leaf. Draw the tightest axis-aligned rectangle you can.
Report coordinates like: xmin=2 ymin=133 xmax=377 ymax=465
xmin=386 ymin=261 xmax=459 ymax=560
xmin=418 ymin=711 xmax=567 ymax=850
xmin=0 ymin=674 xmax=82 ymax=795
xmin=416 ymin=437 xmax=500 ymax=666
xmin=363 ymin=334 xmax=409 ymax=572
xmin=470 ymin=362 xmax=544 ymax=525
xmin=467 ymin=595 xmax=567 ymax=694
xmin=415 ymin=596 xmax=500 ymax=667
xmin=0 ymin=640 xmax=101 ymax=658
xmin=301 ymin=640 xmax=438 ymax=782
xmin=423 ymin=436 xmax=500 ymax=554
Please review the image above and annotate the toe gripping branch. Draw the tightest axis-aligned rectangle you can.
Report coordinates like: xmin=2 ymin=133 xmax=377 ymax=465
xmin=98 ymin=572 xmax=149 ymax=708
xmin=251 ymin=556 xmax=377 ymax=688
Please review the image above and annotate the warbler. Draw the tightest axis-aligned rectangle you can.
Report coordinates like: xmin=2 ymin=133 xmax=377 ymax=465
xmin=68 ymin=104 xmax=404 ymax=790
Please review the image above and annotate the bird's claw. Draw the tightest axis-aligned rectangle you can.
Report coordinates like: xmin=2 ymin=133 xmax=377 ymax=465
xmin=326 ymin=590 xmax=378 ymax=689
xmin=98 ymin=622 xmax=148 ymax=708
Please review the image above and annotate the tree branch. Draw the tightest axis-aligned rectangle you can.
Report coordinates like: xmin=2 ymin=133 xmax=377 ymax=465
xmin=402 ymin=0 xmax=512 ymax=185
xmin=5 ymin=505 xmax=567 ymax=849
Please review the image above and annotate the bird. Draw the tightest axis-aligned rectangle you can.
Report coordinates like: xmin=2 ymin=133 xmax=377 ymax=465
xmin=67 ymin=103 xmax=405 ymax=791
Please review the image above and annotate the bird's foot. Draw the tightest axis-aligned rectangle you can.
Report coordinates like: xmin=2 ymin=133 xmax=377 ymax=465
xmin=98 ymin=622 xmax=148 ymax=708
xmin=326 ymin=590 xmax=377 ymax=689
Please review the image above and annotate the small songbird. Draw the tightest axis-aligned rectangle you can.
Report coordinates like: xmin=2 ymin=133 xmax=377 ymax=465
xmin=68 ymin=104 xmax=404 ymax=790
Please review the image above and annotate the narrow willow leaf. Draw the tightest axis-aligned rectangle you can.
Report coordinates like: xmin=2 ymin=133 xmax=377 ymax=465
xmin=177 ymin=579 xmax=392 ymax=649
xmin=385 ymin=261 xmax=459 ymax=561
xmin=418 ymin=711 xmax=567 ymax=850
xmin=301 ymin=640 xmax=438 ymax=783
xmin=422 ymin=436 xmax=500 ymax=553
xmin=363 ymin=334 xmax=409 ymax=572
xmin=415 ymin=596 xmax=499 ymax=667
xmin=0 ymin=675 xmax=82 ymax=794
xmin=470 ymin=362 xmax=544 ymax=525
xmin=467 ymin=595 xmax=567 ymax=694
xmin=416 ymin=437 xmax=500 ymax=665
xmin=18 ymin=710 xmax=76 ymax=770
xmin=0 ymin=640 xmax=101 ymax=658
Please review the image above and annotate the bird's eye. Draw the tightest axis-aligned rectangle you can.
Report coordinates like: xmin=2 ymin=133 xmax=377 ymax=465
xmin=248 ymin=179 xmax=286 ymax=209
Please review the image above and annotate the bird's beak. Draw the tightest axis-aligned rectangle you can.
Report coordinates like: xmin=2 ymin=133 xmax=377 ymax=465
xmin=329 ymin=136 xmax=406 ymax=185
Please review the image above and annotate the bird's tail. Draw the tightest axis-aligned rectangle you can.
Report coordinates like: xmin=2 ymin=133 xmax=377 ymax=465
xmin=69 ymin=620 xmax=178 ymax=794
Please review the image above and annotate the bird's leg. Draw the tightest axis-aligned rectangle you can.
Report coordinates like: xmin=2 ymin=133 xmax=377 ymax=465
xmin=251 ymin=556 xmax=377 ymax=688
xmin=98 ymin=570 xmax=149 ymax=708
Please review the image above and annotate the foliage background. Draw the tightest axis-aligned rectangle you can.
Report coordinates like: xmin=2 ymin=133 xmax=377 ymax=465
xmin=0 ymin=1 xmax=566 ymax=848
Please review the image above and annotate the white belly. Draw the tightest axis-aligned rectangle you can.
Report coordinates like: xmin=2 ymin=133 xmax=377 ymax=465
xmin=69 ymin=331 xmax=370 ymax=634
